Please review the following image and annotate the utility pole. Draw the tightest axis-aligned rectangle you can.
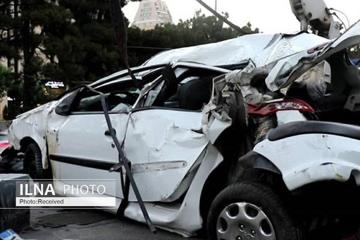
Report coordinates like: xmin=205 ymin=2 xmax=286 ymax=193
xmin=215 ymin=0 xmax=217 ymax=11
xmin=195 ymin=0 xmax=245 ymax=34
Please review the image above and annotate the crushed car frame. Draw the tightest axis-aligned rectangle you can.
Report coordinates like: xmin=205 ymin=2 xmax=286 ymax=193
xmin=5 ymin=21 xmax=360 ymax=240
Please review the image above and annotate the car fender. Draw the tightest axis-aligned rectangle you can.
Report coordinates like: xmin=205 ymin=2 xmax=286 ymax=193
xmin=254 ymin=134 xmax=360 ymax=191
xmin=8 ymin=101 xmax=58 ymax=169
xmin=9 ymin=119 xmax=48 ymax=169
xmin=233 ymin=151 xmax=281 ymax=175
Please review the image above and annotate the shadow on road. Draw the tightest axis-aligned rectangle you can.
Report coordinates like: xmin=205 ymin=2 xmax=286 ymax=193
xmin=21 ymin=209 xmax=202 ymax=240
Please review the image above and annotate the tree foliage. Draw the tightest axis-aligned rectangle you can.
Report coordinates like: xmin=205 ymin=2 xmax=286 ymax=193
xmin=0 ymin=0 xmax=258 ymax=115
xmin=128 ymin=10 xmax=258 ymax=65
xmin=0 ymin=65 xmax=10 ymax=96
xmin=0 ymin=0 xmax=72 ymax=111
xmin=42 ymin=0 xmax=121 ymax=86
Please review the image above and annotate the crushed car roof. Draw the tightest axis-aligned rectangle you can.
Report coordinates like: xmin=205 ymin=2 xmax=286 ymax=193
xmin=143 ymin=32 xmax=329 ymax=67
xmin=92 ymin=32 xmax=329 ymax=87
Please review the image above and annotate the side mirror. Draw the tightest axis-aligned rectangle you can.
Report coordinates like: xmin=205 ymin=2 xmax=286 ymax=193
xmin=55 ymin=102 xmax=71 ymax=116
xmin=55 ymin=89 xmax=81 ymax=116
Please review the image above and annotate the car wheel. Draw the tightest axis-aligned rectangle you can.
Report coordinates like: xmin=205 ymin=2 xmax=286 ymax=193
xmin=24 ymin=143 xmax=50 ymax=179
xmin=207 ymin=182 xmax=303 ymax=240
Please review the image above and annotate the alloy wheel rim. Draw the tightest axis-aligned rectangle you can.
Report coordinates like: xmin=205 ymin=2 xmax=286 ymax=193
xmin=216 ymin=202 xmax=276 ymax=240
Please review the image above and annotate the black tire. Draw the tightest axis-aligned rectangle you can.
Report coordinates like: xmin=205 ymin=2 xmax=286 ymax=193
xmin=207 ymin=182 xmax=304 ymax=240
xmin=24 ymin=143 xmax=51 ymax=179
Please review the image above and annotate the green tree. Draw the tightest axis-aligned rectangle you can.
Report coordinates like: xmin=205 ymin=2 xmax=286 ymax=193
xmin=0 ymin=0 xmax=72 ymax=110
xmin=127 ymin=10 xmax=259 ymax=66
xmin=0 ymin=0 xmax=139 ymax=111
xmin=42 ymin=0 xmax=141 ymax=87
xmin=0 ymin=65 xmax=10 ymax=95
xmin=1 ymin=1 xmax=259 ymax=114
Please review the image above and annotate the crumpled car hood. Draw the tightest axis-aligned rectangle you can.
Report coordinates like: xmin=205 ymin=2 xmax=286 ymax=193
xmin=266 ymin=20 xmax=360 ymax=92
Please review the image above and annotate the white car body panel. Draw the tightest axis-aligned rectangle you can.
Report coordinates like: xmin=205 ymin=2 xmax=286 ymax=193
xmin=276 ymin=110 xmax=307 ymax=125
xmin=124 ymin=144 xmax=223 ymax=237
xmin=125 ymin=109 xmax=208 ymax=202
xmin=53 ymin=114 xmax=128 ymax=160
xmin=144 ymin=33 xmax=329 ymax=68
xmin=91 ymin=32 xmax=329 ymax=88
xmin=8 ymin=101 xmax=58 ymax=169
xmin=49 ymin=113 xmax=129 ymax=199
xmin=205 ymin=118 xmax=232 ymax=144
xmin=52 ymin=178 xmax=122 ymax=213
xmin=254 ymin=134 xmax=360 ymax=191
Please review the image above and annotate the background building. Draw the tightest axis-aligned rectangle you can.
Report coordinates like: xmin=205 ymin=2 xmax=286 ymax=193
xmin=132 ymin=0 xmax=173 ymax=30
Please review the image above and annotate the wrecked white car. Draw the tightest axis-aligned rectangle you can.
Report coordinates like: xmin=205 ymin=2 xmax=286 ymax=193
xmin=5 ymin=20 xmax=360 ymax=240
xmin=206 ymin=21 xmax=360 ymax=240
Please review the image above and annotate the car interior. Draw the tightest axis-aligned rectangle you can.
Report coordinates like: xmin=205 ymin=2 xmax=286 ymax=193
xmin=71 ymin=81 xmax=140 ymax=112
xmin=150 ymin=66 xmax=223 ymax=111
xmin=67 ymin=67 xmax=170 ymax=113
xmin=286 ymin=46 xmax=360 ymax=125
xmin=64 ymin=65 xmax=224 ymax=113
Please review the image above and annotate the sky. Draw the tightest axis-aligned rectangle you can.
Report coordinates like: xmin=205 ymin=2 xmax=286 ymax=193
xmin=123 ymin=0 xmax=360 ymax=34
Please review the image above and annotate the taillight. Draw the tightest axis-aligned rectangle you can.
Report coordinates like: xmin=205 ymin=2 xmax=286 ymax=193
xmin=0 ymin=141 xmax=11 ymax=148
xmin=248 ymin=98 xmax=314 ymax=116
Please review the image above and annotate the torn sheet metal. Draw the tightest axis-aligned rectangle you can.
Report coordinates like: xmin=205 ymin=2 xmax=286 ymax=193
xmin=292 ymin=61 xmax=331 ymax=99
xmin=202 ymin=61 xmax=269 ymax=143
xmin=267 ymin=21 xmax=360 ymax=92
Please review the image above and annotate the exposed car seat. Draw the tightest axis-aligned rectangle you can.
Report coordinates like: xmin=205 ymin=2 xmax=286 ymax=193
xmin=153 ymin=66 xmax=178 ymax=106
xmin=178 ymin=77 xmax=213 ymax=111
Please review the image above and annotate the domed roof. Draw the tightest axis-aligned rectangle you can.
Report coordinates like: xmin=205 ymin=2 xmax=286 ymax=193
xmin=132 ymin=0 xmax=173 ymax=30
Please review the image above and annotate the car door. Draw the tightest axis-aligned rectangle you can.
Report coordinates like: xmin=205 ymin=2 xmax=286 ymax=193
xmin=48 ymin=79 xmax=142 ymax=202
xmin=124 ymin=63 xmax=229 ymax=202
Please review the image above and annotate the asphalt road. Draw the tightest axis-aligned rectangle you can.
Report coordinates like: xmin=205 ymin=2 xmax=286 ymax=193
xmin=21 ymin=209 xmax=203 ymax=240
xmin=1 ymin=157 xmax=199 ymax=240
xmin=19 ymin=208 xmax=360 ymax=240
xmin=1 ymin=150 xmax=359 ymax=240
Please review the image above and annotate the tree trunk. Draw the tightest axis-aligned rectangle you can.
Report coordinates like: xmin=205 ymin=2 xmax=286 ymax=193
xmin=13 ymin=0 xmax=19 ymax=75
xmin=21 ymin=2 xmax=36 ymax=111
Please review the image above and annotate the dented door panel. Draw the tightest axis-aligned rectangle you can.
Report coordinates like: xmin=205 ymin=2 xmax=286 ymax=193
xmin=124 ymin=109 xmax=209 ymax=202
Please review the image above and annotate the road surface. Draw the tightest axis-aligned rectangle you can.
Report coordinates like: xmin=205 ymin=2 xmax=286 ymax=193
xmin=21 ymin=209 xmax=202 ymax=240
